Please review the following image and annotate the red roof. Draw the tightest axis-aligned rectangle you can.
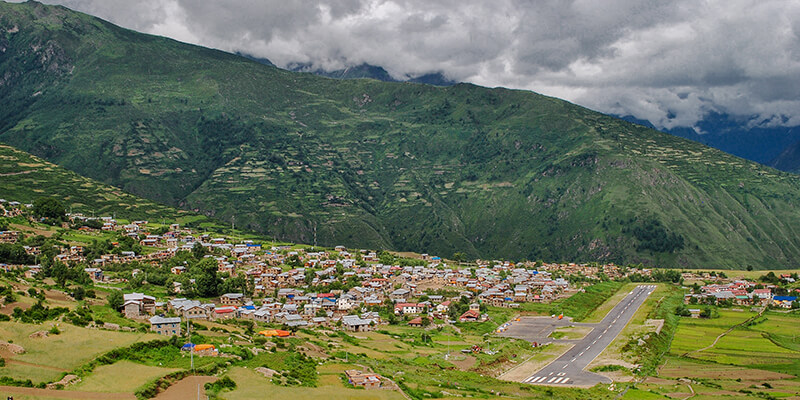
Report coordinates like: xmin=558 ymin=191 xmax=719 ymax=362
xmin=459 ymin=310 xmax=480 ymax=321
xmin=408 ymin=317 xmax=423 ymax=325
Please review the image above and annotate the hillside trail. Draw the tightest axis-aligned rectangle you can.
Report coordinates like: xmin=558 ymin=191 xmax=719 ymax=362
xmin=682 ymin=307 xmax=765 ymax=357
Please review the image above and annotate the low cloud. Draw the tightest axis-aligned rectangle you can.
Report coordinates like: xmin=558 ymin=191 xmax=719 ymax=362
xmin=37 ymin=0 xmax=800 ymax=130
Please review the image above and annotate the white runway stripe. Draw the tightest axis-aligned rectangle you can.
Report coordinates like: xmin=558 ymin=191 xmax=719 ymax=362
xmin=534 ymin=376 xmax=547 ymax=383
xmin=562 ymin=378 xmax=570 ymax=384
xmin=553 ymin=377 xmax=564 ymax=383
xmin=547 ymin=377 xmax=557 ymax=383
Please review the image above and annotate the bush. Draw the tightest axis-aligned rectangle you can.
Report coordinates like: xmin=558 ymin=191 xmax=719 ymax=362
xmin=49 ymin=325 xmax=61 ymax=335
xmin=205 ymin=376 xmax=237 ymax=398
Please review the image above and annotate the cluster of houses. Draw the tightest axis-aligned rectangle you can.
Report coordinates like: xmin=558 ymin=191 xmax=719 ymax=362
xmin=684 ymin=281 xmax=799 ymax=308
xmin=0 ymin=199 xmax=29 ymax=218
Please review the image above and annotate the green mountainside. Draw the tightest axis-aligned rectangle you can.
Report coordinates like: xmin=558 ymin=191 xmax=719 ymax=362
xmin=3 ymin=1 xmax=800 ymax=268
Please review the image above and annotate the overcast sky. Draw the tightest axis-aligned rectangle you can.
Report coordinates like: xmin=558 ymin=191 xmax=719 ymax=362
xmin=36 ymin=0 xmax=800 ymax=131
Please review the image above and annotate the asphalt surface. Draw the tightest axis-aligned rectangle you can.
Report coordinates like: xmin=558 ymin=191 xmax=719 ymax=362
xmin=518 ymin=285 xmax=656 ymax=386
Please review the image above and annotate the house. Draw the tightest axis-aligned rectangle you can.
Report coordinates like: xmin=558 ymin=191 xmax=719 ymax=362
xmin=341 ymin=315 xmax=374 ymax=332
xmin=171 ymin=299 xmax=212 ymax=320
xmin=407 ymin=317 xmax=426 ymax=327
xmin=219 ymin=293 xmax=245 ymax=306
xmin=688 ymin=309 xmax=702 ymax=318
xmin=773 ymin=296 xmax=797 ymax=309
xmin=389 ymin=288 xmax=411 ymax=301
xmin=123 ymin=293 xmax=156 ymax=316
xmin=24 ymin=265 xmax=41 ymax=279
xmin=394 ymin=303 xmax=421 ymax=315
xmin=0 ymin=231 xmax=20 ymax=243
xmin=435 ymin=301 xmax=451 ymax=316
xmin=149 ymin=316 xmax=181 ymax=336
xmin=458 ymin=309 xmax=481 ymax=322
xmin=84 ymin=267 xmax=104 ymax=282
xmin=171 ymin=266 xmax=186 ymax=275
xmin=345 ymin=370 xmax=381 ymax=389
xmin=214 ymin=306 xmax=238 ymax=320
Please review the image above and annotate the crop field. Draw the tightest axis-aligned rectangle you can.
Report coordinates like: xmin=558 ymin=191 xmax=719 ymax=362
xmin=0 ymin=321 xmax=162 ymax=383
xmin=669 ymin=310 xmax=756 ymax=356
xmin=220 ymin=366 xmax=407 ymax=400
xmin=638 ymin=310 xmax=800 ymax=399
xmin=68 ymin=361 xmax=179 ymax=393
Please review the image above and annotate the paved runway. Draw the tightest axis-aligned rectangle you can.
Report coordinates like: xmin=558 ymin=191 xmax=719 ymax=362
xmin=518 ymin=285 xmax=656 ymax=386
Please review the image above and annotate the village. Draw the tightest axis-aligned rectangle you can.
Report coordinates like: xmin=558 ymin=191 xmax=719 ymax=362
xmin=0 ymin=200 xmax=661 ymax=329
xmin=1 ymin=198 xmax=799 ymax=395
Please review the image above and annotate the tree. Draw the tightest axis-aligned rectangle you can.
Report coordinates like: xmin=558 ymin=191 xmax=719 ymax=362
xmin=192 ymin=242 xmax=208 ymax=259
xmin=72 ymin=286 xmax=86 ymax=301
xmin=107 ymin=290 xmax=124 ymax=310
xmin=32 ymin=197 xmax=65 ymax=221
xmin=452 ymin=252 xmax=467 ymax=263
xmin=195 ymin=258 xmax=221 ymax=297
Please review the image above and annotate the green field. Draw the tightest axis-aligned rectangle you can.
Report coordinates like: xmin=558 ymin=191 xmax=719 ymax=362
xmin=638 ymin=310 xmax=800 ymax=399
xmin=67 ymin=361 xmax=179 ymax=393
xmin=0 ymin=321 xmax=162 ymax=383
xmin=669 ymin=310 xmax=756 ymax=356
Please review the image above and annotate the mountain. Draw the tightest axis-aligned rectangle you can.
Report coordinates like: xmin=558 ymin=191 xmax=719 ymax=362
xmin=286 ymin=61 xmax=457 ymax=86
xmin=620 ymin=113 xmax=800 ymax=167
xmin=769 ymin=139 xmax=800 ymax=173
xmin=3 ymin=2 xmax=800 ymax=268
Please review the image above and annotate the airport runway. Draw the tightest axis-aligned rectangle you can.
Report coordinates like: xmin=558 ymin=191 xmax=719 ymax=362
xmin=518 ymin=285 xmax=656 ymax=386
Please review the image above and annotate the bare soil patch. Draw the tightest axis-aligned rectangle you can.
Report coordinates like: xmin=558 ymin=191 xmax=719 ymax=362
xmin=449 ymin=354 xmax=477 ymax=370
xmin=10 ymin=223 xmax=57 ymax=237
xmin=0 ymin=300 xmax=31 ymax=315
xmin=152 ymin=375 xmax=217 ymax=400
xmin=644 ymin=377 xmax=675 ymax=385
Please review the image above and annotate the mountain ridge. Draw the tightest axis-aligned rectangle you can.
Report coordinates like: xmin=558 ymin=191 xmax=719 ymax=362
xmin=3 ymin=1 xmax=800 ymax=268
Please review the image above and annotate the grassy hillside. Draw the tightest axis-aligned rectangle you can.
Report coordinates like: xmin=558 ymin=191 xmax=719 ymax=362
xmin=0 ymin=143 xmax=220 ymax=228
xmin=3 ymin=1 xmax=800 ymax=268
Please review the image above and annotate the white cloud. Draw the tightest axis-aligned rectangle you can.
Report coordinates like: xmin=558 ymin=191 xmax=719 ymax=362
xmin=35 ymin=0 xmax=800 ymax=130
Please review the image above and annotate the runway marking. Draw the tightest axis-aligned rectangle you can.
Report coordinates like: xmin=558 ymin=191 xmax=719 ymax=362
xmin=562 ymin=378 xmax=569 ymax=384
xmin=547 ymin=377 xmax=557 ymax=383
xmin=553 ymin=377 xmax=564 ymax=383
xmin=562 ymin=364 xmax=568 ymax=369
xmin=558 ymin=372 xmax=565 ymax=376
